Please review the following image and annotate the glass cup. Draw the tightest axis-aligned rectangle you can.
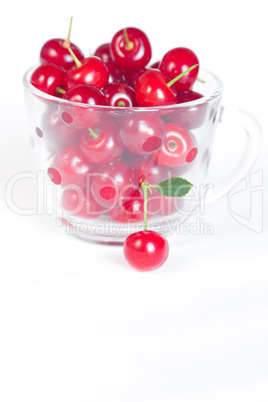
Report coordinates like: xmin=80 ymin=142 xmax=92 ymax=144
xmin=23 ymin=66 xmax=262 ymax=243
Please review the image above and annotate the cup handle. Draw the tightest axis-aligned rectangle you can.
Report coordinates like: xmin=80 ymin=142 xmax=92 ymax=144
xmin=205 ymin=106 xmax=262 ymax=204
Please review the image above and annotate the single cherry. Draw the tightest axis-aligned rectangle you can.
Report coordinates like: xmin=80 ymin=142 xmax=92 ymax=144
xmin=135 ymin=69 xmax=176 ymax=107
xmin=78 ymin=119 xmax=124 ymax=165
xmin=106 ymin=61 xmax=125 ymax=83
xmin=123 ymin=230 xmax=169 ymax=271
xmin=30 ymin=63 xmax=66 ymax=96
xmin=90 ymin=161 xmax=135 ymax=210
xmin=121 ymin=68 xmax=147 ymax=88
xmin=110 ymin=27 xmax=152 ymax=70
xmin=123 ymin=179 xmax=169 ymax=271
xmin=119 ymin=114 xmax=166 ymax=156
xmin=62 ymin=187 xmax=104 ymax=218
xmin=62 ymin=84 xmax=107 ymax=105
xmin=40 ymin=17 xmax=84 ymax=70
xmin=47 ymin=145 xmax=94 ymax=187
xmin=59 ymin=84 xmax=107 ymax=129
xmin=65 ymin=48 xmax=109 ymax=89
xmin=94 ymin=43 xmax=125 ymax=83
xmin=159 ymin=47 xmax=199 ymax=92
xmin=40 ymin=106 xmax=79 ymax=150
xmin=165 ymin=90 xmax=207 ymax=130
xmin=123 ymin=174 xmax=193 ymax=271
xmin=135 ymin=65 xmax=198 ymax=107
xmin=177 ymin=90 xmax=203 ymax=103
xmin=102 ymin=83 xmax=137 ymax=107
xmin=151 ymin=123 xmax=198 ymax=167
xmin=94 ymin=43 xmax=113 ymax=63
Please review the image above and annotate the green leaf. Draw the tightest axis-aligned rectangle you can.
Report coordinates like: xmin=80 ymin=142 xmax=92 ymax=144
xmin=154 ymin=177 xmax=193 ymax=197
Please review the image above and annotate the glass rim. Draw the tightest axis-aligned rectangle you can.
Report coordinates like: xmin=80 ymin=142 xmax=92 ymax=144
xmin=23 ymin=65 xmax=224 ymax=111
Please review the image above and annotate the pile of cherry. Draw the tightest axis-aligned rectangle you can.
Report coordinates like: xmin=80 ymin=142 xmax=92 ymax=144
xmin=30 ymin=19 xmax=203 ymax=271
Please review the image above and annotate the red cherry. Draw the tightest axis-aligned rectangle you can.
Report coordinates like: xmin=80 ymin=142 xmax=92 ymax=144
xmin=94 ymin=43 xmax=125 ymax=83
xmin=121 ymin=68 xmax=147 ymax=88
xmin=90 ymin=161 xmax=134 ymax=209
xmin=123 ymin=230 xmax=169 ymax=271
xmin=40 ymin=106 xmax=79 ymax=150
xmin=110 ymin=188 xmax=144 ymax=223
xmin=165 ymin=90 xmax=207 ymax=130
xmin=47 ymin=145 xmax=94 ymax=187
xmin=135 ymin=69 xmax=177 ymax=107
xmin=62 ymin=84 xmax=107 ymax=105
xmin=151 ymin=123 xmax=198 ymax=167
xmin=135 ymin=157 xmax=168 ymax=184
xmin=40 ymin=17 xmax=84 ymax=70
xmin=30 ymin=63 xmax=66 ymax=96
xmin=159 ymin=47 xmax=199 ymax=92
xmin=119 ymin=113 xmax=166 ymax=156
xmin=110 ymin=27 xmax=152 ymax=71
xmin=94 ymin=43 xmax=113 ymax=63
xmin=106 ymin=62 xmax=125 ymax=83
xmin=149 ymin=61 xmax=160 ymax=69
xmin=40 ymin=39 xmax=84 ymax=71
xmin=177 ymin=90 xmax=203 ymax=103
xmin=120 ymin=150 xmax=145 ymax=165
xmin=102 ymin=83 xmax=137 ymax=107
xmin=59 ymin=84 xmax=107 ymax=128
xmin=78 ymin=119 xmax=124 ymax=165
xmin=65 ymin=50 xmax=109 ymax=90
xmin=62 ymin=187 xmax=104 ymax=218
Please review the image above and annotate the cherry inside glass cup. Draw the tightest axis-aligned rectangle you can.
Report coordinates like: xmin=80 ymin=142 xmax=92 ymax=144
xmin=23 ymin=67 xmax=262 ymax=243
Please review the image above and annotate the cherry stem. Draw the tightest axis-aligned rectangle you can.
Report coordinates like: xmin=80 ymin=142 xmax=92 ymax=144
xmin=88 ymin=127 xmax=99 ymax=140
xmin=196 ymin=77 xmax=205 ymax=83
xmin=56 ymin=86 xmax=66 ymax=95
xmin=68 ymin=47 xmax=82 ymax=68
xmin=167 ymin=64 xmax=198 ymax=87
xmin=167 ymin=140 xmax=177 ymax=151
xmin=141 ymin=181 xmax=148 ymax=231
xmin=141 ymin=179 xmax=153 ymax=194
xmin=62 ymin=17 xmax=73 ymax=49
xmin=123 ymin=28 xmax=134 ymax=51
xmin=117 ymin=100 xmax=126 ymax=107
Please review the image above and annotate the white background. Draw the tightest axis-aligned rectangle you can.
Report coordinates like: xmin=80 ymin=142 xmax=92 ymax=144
xmin=1 ymin=1 xmax=268 ymax=401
